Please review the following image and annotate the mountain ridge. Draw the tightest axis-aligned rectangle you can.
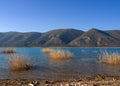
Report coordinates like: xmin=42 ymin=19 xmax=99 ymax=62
xmin=0 ymin=28 xmax=120 ymax=47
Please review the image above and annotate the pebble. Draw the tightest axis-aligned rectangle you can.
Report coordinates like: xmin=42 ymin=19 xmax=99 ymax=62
xmin=28 ymin=83 xmax=34 ymax=86
xmin=0 ymin=76 xmax=120 ymax=86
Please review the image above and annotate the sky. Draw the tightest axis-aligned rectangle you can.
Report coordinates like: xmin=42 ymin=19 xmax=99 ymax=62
xmin=0 ymin=0 xmax=120 ymax=32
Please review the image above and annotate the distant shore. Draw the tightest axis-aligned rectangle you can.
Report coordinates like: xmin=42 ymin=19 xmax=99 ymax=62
xmin=0 ymin=75 xmax=120 ymax=86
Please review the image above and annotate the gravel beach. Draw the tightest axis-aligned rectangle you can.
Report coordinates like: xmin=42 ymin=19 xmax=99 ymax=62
xmin=1 ymin=75 xmax=120 ymax=86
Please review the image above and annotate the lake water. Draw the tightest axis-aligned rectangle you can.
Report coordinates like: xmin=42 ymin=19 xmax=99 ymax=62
xmin=0 ymin=47 xmax=120 ymax=80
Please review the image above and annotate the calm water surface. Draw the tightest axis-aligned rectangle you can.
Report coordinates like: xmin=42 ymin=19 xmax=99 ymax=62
xmin=0 ymin=47 xmax=120 ymax=80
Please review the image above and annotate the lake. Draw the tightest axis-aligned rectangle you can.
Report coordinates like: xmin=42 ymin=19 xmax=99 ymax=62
xmin=0 ymin=47 xmax=120 ymax=80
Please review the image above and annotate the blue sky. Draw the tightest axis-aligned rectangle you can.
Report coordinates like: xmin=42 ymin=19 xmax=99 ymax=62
xmin=0 ymin=0 xmax=120 ymax=32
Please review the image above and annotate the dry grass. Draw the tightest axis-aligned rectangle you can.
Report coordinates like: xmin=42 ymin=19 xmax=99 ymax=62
xmin=42 ymin=48 xmax=74 ymax=60
xmin=8 ymin=55 xmax=33 ymax=71
xmin=98 ymin=51 xmax=120 ymax=64
xmin=49 ymin=50 xmax=74 ymax=60
xmin=42 ymin=48 xmax=54 ymax=54
xmin=1 ymin=48 xmax=16 ymax=54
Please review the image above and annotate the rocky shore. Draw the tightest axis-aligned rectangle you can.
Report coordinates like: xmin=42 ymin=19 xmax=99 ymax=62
xmin=0 ymin=75 xmax=120 ymax=86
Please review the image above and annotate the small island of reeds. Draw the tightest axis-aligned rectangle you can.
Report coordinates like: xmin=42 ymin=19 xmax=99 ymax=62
xmin=1 ymin=48 xmax=16 ymax=54
xmin=98 ymin=51 xmax=120 ymax=65
xmin=42 ymin=48 xmax=74 ymax=60
xmin=8 ymin=55 xmax=34 ymax=71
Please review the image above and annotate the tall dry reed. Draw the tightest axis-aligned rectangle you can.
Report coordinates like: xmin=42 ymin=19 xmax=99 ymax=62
xmin=49 ymin=50 xmax=74 ymax=60
xmin=8 ymin=54 xmax=33 ymax=71
xmin=42 ymin=48 xmax=74 ymax=60
xmin=42 ymin=48 xmax=54 ymax=54
xmin=1 ymin=48 xmax=16 ymax=54
xmin=98 ymin=51 xmax=120 ymax=64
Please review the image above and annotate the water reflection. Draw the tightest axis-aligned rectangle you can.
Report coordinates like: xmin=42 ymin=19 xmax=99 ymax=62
xmin=0 ymin=48 xmax=119 ymax=79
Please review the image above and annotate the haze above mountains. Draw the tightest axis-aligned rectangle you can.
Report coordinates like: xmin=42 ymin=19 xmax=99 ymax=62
xmin=0 ymin=28 xmax=120 ymax=47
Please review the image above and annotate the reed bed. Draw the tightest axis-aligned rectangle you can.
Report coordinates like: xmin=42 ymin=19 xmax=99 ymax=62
xmin=49 ymin=50 xmax=74 ymax=60
xmin=42 ymin=48 xmax=54 ymax=54
xmin=42 ymin=48 xmax=74 ymax=60
xmin=8 ymin=55 xmax=34 ymax=71
xmin=1 ymin=48 xmax=16 ymax=54
xmin=98 ymin=51 xmax=120 ymax=64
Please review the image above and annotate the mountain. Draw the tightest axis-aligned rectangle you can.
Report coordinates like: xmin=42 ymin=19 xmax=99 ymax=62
xmin=0 ymin=28 xmax=119 ymax=47
xmin=106 ymin=30 xmax=120 ymax=40
xmin=0 ymin=29 xmax=84 ymax=47
xmin=0 ymin=32 xmax=41 ymax=47
xmin=69 ymin=28 xmax=120 ymax=47
xmin=30 ymin=29 xmax=84 ymax=47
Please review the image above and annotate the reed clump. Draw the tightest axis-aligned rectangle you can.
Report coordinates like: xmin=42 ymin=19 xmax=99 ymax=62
xmin=98 ymin=51 xmax=120 ymax=65
xmin=49 ymin=50 xmax=74 ymax=60
xmin=8 ymin=55 xmax=34 ymax=71
xmin=42 ymin=48 xmax=74 ymax=60
xmin=42 ymin=48 xmax=54 ymax=54
xmin=1 ymin=48 xmax=16 ymax=54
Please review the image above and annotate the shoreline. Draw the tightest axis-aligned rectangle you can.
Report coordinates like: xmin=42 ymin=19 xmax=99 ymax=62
xmin=1 ymin=75 xmax=120 ymax=86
